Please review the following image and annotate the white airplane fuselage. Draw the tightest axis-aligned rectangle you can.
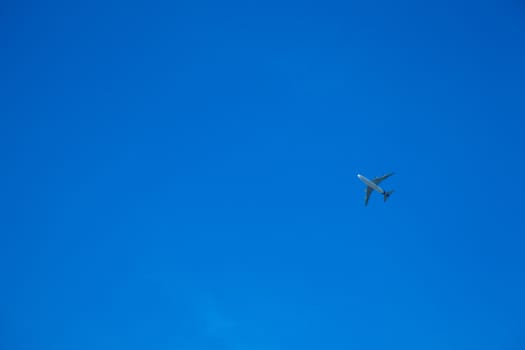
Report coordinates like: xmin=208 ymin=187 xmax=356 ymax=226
xmin=357 ymin=174 xmax=385 ymax=194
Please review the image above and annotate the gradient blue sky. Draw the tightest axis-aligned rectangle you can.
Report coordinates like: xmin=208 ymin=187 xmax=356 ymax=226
xmin=3 ymin=0 xmax=525 ymax=349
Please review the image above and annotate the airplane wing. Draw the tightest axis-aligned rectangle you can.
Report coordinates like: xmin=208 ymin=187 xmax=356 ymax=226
xmin=364 ymin=186 xmax=373 ymax=206
xmin=372 ymin=172 xmax=394 ymax=185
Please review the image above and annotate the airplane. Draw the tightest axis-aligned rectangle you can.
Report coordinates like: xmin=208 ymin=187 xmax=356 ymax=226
xmin=357 ymin=173 xmax=394 ymax=206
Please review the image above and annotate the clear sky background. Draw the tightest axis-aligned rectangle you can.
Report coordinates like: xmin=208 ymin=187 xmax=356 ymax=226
xmin=3 ymin=0 xmax=525 ymax=349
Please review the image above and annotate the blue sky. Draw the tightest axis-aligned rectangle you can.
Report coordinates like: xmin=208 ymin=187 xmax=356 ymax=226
xmin=3 ymin=0 xmax=525 ymax=349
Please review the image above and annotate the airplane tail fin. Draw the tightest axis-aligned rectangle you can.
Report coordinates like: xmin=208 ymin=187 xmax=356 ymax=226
xmin=383 ymin=190 xmax=394 ymax=202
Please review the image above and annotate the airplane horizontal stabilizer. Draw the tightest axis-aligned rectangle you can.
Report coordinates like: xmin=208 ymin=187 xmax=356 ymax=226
xmin=383 ymin=190 xmax=394 ymax=202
